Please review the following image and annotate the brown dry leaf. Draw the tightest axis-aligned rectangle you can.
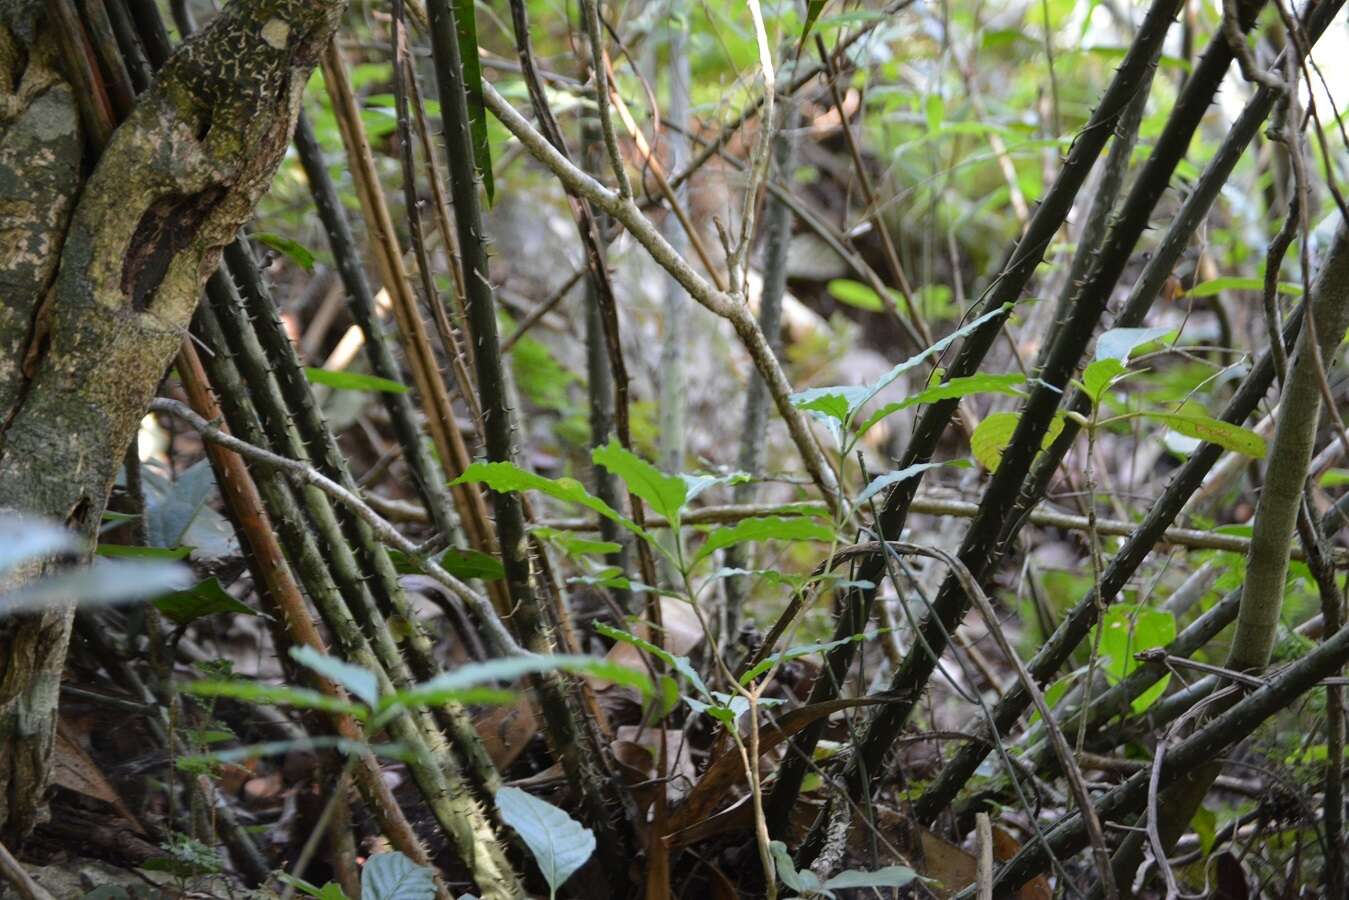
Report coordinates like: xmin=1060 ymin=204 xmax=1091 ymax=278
xmin=990 ymin=826 xmax=1052 ymax=900
xmin=475 ymin=698 xmax=538 ymax=771
xmin=53 ymin=718 xmax=143 ymax=833
xmin=613 ymin=726 xmax=696 ymax=812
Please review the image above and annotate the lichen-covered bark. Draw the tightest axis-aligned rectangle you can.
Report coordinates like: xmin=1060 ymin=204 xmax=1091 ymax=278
xmin=0 ymin=0 xmax=345 ymax=839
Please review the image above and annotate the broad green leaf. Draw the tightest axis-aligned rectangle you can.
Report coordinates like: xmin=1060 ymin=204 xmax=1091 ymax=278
xmin=304 ymin=367 xmax=408 ymax=394
xmin=740 ymin=632 xmax=880 ymax=685
xmin=1143 ymin=411 xmax=1266 ymax=458
xmin=0 ymin=517 xmax=77 ymax=574
xmin=855 ymin=460 xmax=970 ymax=506
xmin=1081 ymin=358 xmax=1126 ymax=404
xmin=594 ymin=621 xmax=708 ymax=699
xmin=183 ymin=680 xmax=367 ymax=719
xmin=252 ymin=232 xmax=315 ymax=271
xmin=771 ymin=840 xmax=824 ymax=894
xmin=452 ymin=0 xmax=494 ymax=205
xmin=1186 ymin=276 xmax=1302 ymax=299
xmin=1095 ymin=606 xmax=1176 ymax=713
xmin=290 ymin=646 xmax=380 ymax=708
xmin=593 ymin=439 xmax=687 ymax=523
xmin=362 ymin=851 xmax=436 ymax=900
xmin=1094 ymin=326 xmax=1172 ymax=362
xmin=681 ymin=471 xmax=750 ymax=504
xmin=1192 ymin=805 xmax=1217 ymax=859
xmin=531 ymin=527 xmax=622 ymax=557
xmin=145 ymin=459 xmax=215 ymax=549
xmin=96 ymin=544 xmax=191 ymax=560
xmin=277 ymin=874 xmax=349 ymax=900
xmin=824 ymin=865 xmax=919 ymax=893
xmin=1 ymin=559 xmax=192 ymax=617
xmin=494 ymin=787 xmax=595 ymax=898
xmin=924 ymin=93 xmax=945 ymax=133
xmin=155 ymin=578 xmax=259 ymax=626
xmin=393 ymin=653 xmax=652 ymax=710
xmin=789 ymin=304 xmax=1011 ymax=425
xmin=827 ymin=278 xmax=885 ymax=312
xmin=857 ymin=373 xmax=1026 ymax=435
xmin=455 ymin=461 xmax=644 ymax=538
xmin=970 ymin=412 xmax=1065 ymax=472
xmin=692 ymin=516 xmax=835 ymax=565
xmin=439 ymin=548 xmax=505 ymax=581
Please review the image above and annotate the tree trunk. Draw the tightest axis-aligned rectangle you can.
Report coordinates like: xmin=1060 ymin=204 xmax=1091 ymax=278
xmin=0 ymin=0 xmax=344 ymax=840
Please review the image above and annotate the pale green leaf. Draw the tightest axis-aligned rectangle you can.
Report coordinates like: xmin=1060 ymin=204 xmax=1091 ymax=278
xmin=693 ymin=516 xmax=835 ymax=565
xmin=362 ymin=851 xmax=436 ymax=900
xmin=304 ymin=367 xmax=408 ymax=394
xmin=290 ymin=646 xmax=379 ymax=707
xmin=593 ymin=439 xmax=686 ymax=522
xmin=494 ymin=787 xmax=595 ymax=897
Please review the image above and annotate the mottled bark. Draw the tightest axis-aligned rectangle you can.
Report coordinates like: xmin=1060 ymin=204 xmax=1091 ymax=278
xmin=0 ymin=0 xmax=345 ymax=839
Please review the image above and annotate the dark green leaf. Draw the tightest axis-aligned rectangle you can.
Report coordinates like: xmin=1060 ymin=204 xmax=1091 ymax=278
xmin=155 ymin=577 xmax=259 ymax=626
xmin=593 ymin=439 xmax=687 ymax=523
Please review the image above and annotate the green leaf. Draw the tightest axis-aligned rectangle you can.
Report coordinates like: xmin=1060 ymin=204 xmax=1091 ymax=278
xmin=1094 ymin=326 xmax=1172 ymax=362
xmin=824 ymin=865 xmax=919 ymax=893
xmin=740 ymin=632 xmax=879 ymax=685
xmin=393 ymin=653 xmax=652 ymax=710
xmin=771 ymin=840 xmax=823 ymax=894
xmin=454 ymin=461 xmax=644 ymax=539
xmin=494 ymin=787 xmax=595 ymax=898
xmin=183 ymin=680 xmax=367 ymax=719
xmin=971 ymin=412 xmax=1065 ymax=472
xmin=452 ymin=0 xmax=494 ymax=205
xmin=856 ymin=374 xmax=1026 ymax=435
xmin=693 ymin=516 xmax=835 ymax=565
xmin=96 ymin=544 xmax=191 ymax=560
xmin=593 ymin=439 xmax=687 ymax=523
xmin=924 ymin=93 xmax=945 ymax=133
xmin=827 ymin=278 xmax=885 ymax=312
xmin=252 ymin=232 xmax=316 ymax=271
xmin=290 ymin=646 xmax=380 ymax=707
xmin=304 ymin=367 xmax=408 ymax=394
xmin=681 ymin=471 xmax=750 ymax=504
xmin=439 ymin=548 xmax=505 ymax=581
xmin=145 ymin=458 xmax=215 ymax=549
xmin=855 ymin=460 xmax=969 ymax=506
xmin=532 ymin=527 xmax=622 ymax=557
xmin=154 ymin=577 xmax=259 ymax=626
xmin=1186 ymin=276 xmax=1302 ymax=299
xmin=1192 ymin=805 xmax=1217 ymax=859
xmin=789 ymin=304 xmax=1011 ymax=425
xmin=362 ymin=851 xmax=436 ymax=900
xmin=1095 ymin=606 xmax=1176 ymax=713
xmin=799 ymin=0 xmax=827 ymax=48
xmin=1143 ymin=411 xmax=1266 ymax=458
xmin=1081 ymin=358 xmax=1126 ymax=404
xmin=277 ymin=875 xmax=349 ymax=900
xmin=594 ymin=620 xmax=709 ymax=699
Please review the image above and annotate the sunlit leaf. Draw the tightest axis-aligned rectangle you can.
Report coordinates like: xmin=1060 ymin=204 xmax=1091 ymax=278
xmin=593 ymin=439 xmax=687 ymax=523
xmin=971 ymin=412 xmax=1065 ymax=472
xmin=692 ymin=516 xmax=835 ymax=565
xmin=1144 ymin=411 xmax=1266 ymax=458
xmin=252 ymin=232 xmax=315 ymax=271
xmin=304 ymin=367 xmax=408 ymax=394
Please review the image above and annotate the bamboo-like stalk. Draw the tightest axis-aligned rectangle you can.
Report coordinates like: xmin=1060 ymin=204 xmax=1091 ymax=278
xmin=291 ymin=111 xmax=460 ymax=541
xmin=192 ymin=296 xmax=520 ymax=897
xmin=426 ymin=2 xmax=630 ymax=887
xmin=318 ymin=43 xmax=510 ymax=618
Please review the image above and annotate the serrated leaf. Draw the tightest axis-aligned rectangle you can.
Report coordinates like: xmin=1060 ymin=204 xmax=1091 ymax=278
xmin=290 ymin=646 xmax=379 ymax=708
xmin=970 ymin=412 xmax=1065 ymax=472
xmin=693 ymin=516 xmax=835 ymax=565
xmin=855 ymin=460 xmax=970 ymax=506
xmin=593 ymin=439 xmax=686 ymax=523
xmin=1094 ymin=326 xmax=1172 ymax=362
xmin=304 ymin=367 xmax=408 ymax=394
xmin=252 ymin=232 xmax=316 ymax=271
xmin=1144 ymin=411 xmax=1266 ymax=458
xmin=155 ymin=577 xmax=259 ymax=626
xmin=452 ymin=0 xmax=494 ymax=205
xmin=362 ymin=851 xmax=436 ymax=900
xmin=681 ymin=471 xmax=750 ymax=505
xmin=454 ymin=461 xmax=644 ymax=539
xmin=532 ymin=527 xmax=622 ymax=557
xmin=594 ymin=621 xmax=709 ymax=699
xmin=857 ymin=373 xmax=1026 ymax=435
xmin=495 ymin=787 xmax=595 ymax=897
xmin=789 ymin=304 xmax=1010 ymax=425
xmin=827 ymin=278 xmax=885 ymax=312
xmin=183 ymin=680 xmax=367 ymax=719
